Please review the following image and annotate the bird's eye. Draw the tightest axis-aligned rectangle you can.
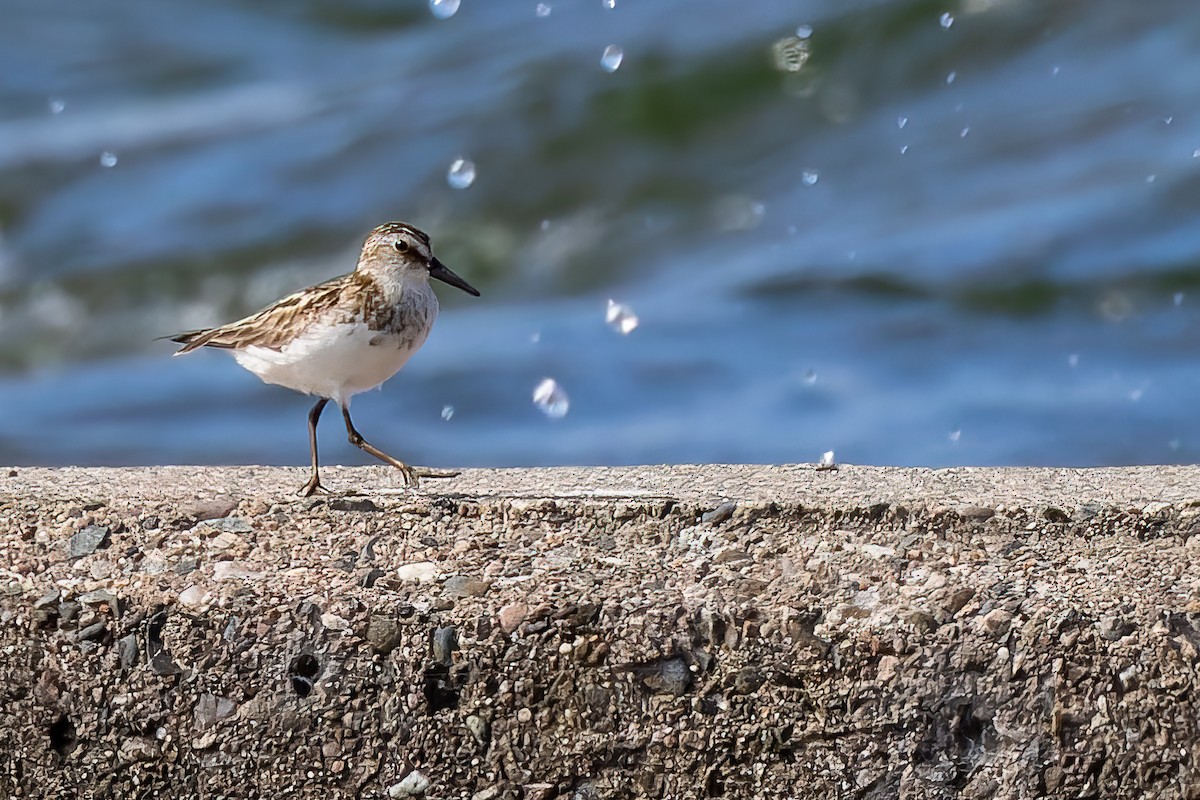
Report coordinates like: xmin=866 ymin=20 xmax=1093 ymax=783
xmin=394 ymin=240 xmax=410 ymax=253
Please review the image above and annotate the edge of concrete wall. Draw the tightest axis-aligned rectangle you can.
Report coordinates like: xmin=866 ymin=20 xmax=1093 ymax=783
xmin=3 ymin=465 xmax=1200 ymax=799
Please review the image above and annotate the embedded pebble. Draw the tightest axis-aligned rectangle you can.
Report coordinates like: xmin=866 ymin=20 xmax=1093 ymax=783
xmin=498 ymin=602 xmax=529 ymax=634
xmin=69 ymin=525 xmax=109 ymax=558
xmin=389 ymin=770 xmax=431 ymax=798
xmin=395 ymin=561 xmax=439 ymax=583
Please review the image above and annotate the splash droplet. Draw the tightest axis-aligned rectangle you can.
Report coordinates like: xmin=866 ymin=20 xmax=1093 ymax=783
xmin=447 ymin=157 xmax=476 ymax=189
xmin=601 ymin=45 xmax=624 ymax=72
xmin=771 ymin=37 xmax=810 ymax=72
xmin=603 ymin=0 xmax=615 ymax=8
xmin=801 ymin=170 xmax=819 ymax=186
xmin=1174 ymin=291 xmax=1185 ymax=307
xmin=803 ymin=369 xmax=817 ymax=386
xmin=899 ymin=145 xmax=909 ymax=155
xmin=960 ymin=126 xmax=970 ymax=138
xmin=429 ymin=0 xmax=460 ymax=19
xmin=1068 ymin=353 xmax=1079 ymax=368
xmin=48 ymin=98 xmax=65 ymax=114
xmin=818 ymin=450 xmax=836 ymax=469
xmin=533 ymin=378 xmax=569 ymax=419
xmin=939 ymin=12 xmax=954 ymax=28
xmin=897 ymin=116 xmax=908 ymax=129
xmin=795 ymin=24 xmax=813 ymax=39
xmin=605 ymin=300 xmax=639 ymax=335
xmin=945 ymin=70 xmax=957 ymax=85
xmin=535 ymin=2 xmax=551 ymax=16
xmin=441 ymin=405 xmax=455 ymax=421
xmin=99 ymin=151 xmax=118 ymax=168
xmin=948 ymin=428 xmax=962 ymax=442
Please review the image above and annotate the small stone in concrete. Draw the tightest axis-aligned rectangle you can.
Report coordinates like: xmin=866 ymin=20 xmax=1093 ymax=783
xmin=395 ymin=561 xmax=438 ymax=583
xmin=199 ymin=516 xmax=253 ymax=534
xmin=443 ymin=575 xmax=490 ymax=598
xmin=702 ymin=501 xmax=737 ymax=525
xmin=499 ymin=602 xmax=529 ymax=634
xmin=178 ymin=585 xmax=206 ymax=608
xmin=328 ymin=497 xmax=379 ymax=512
xmin=432 ymin=626 xmax=458 ymax=665
xmin=367 ymin=616 xmax=402 ymax=654
xmin=389 ymin=770 xmax=431 ymax=798
xmin=1098 ymin=615 xmax=1136 ymax=641
xmin=69 ymin=525 xmax=109 ymax=558
xmin=465 ymin=714 xmax=489 ymax=744
xmin=78 ymin=589 xmax=118 ymax=609
xmin=178 ymin=497 xmax=237 ymax=522
xmin=980 ymin=608 xmax=1014 ymax=638
xmin=75 ymin=621 xmax=107 ymax=643
xmin=117 ymin=634 xmax=138 ymax=669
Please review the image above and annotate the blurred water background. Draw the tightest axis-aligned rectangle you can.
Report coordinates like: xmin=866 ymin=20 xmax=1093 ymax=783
xmin=2 ymin=0 xmax=1199 ymax=470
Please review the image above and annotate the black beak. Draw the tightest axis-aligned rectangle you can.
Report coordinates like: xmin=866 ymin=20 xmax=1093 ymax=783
xmin=428 ymin=257 xmax=480 ymax=297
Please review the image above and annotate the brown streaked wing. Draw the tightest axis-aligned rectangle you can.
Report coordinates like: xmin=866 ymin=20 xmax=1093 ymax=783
xmin=173 ymin=273 xmax=369 ymax=354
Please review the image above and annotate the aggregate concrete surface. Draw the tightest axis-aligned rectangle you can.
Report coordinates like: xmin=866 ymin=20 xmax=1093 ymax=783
xmin=3 ymin=464 xmax=1200 ymax=799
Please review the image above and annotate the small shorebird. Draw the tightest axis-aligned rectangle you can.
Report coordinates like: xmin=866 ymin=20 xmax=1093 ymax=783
xmin=171 ymin=221 xmax=479 ymax=496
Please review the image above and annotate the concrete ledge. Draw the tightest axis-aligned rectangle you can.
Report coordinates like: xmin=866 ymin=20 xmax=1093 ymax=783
xmin=3 ymin=465 xmax=1200 ymax=798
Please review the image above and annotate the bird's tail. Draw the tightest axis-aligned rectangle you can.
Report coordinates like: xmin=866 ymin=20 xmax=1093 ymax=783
xmin=161 ymin=328 xmax=219 ymax=356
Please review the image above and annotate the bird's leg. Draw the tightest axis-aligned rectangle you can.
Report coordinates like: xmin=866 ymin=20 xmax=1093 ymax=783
xmin=298 ymin=398 xmax=331 ymax=496
xmin=340 ymin=406 xmax=459 ymax=488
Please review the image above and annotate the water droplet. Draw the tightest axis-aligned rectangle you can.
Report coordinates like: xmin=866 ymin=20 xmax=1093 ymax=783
xmin=48 ymin=98 xmax=65 ymax=114
xmin=786 ymin=225 xmax=798 ymax=236
xmin=1170 ymin=438 xmax=1183 ymax=451
xmin=1193 ymin=149 xmax=1200 ymax=159
xmin=945 ymin=70 xmax=957 ymax=85
xmin=429 ymin=0 xmax=460 ymax=19
xmin=1129 ymin=388 xmax=1144 ymax=402
xmin=803 ymin=369 xmax=817 ymax=386
xmin=600 ymin=45 xmax=623 ymax=72
xmin=446 ymin=157 xmax=476 ymax=189
xmin=795 ymin=24 xmax=813 ymax=39
xmin=899 ymin=145 xmax=909 ymax=155
xmin=441 ymin=405 xmax=455 ymax=421
xmin=99 ymin=151 xmax=118 ymax=168
xmin=771 ymin=37 xmax=810 ymax=72
xmin=897 ymin=116 xmax=908 ymax=129
xmin=960 ymin=126 xmax=970 ymax=138
xmin=539 ymin=219 xmax=551 ymax=231
xmin=949 ymin=428 xmax=962 ymax=442
xmin=530 ymin=331 xmax=541 ymax=344
xmin=605 ymin=299 xmax=639 ymax=335
xmin=1174 ymin=291 xmax=1185 ymax=306
xmin=1050 ymin=65 xmax=1060 ymax=76
xmin=1146 ymin=174 xmax=1157 ymax=183
xmin=603 ymin=0 xmax=615 ymax=8
xmin=1165 ymin=116 xmax=1174 ymax=125
xmin=1068 ymin=353 xmax=1079 ymax=368
xmin=533 ymin=378 xmax=569 ymax=419
xmin=939 ymin=12 xmax=954 ymax=27
xmin=535 ymin=2 xmax=551 ymax=16
xmin=818 ymin=450 xmax=836 ymax=468
xmin=801 ymin=170 xmax=819 ymax=186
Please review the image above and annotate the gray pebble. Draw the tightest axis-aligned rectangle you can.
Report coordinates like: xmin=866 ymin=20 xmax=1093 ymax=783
xmin=69 ymin=525 xmax=109 ymax=558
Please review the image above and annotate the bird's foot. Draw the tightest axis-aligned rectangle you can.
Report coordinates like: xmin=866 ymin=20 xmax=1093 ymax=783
xmin=413 ymin=466 xmax=460 ymax=480
xmin=298 ymin=477 xmax=332 ymax=497
xmin=387 ymin=463 xmax=459 ymax=488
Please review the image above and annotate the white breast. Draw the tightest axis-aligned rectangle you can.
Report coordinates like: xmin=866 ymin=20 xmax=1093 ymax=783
xmin=233 ymin=287 xmax=438 ymax=407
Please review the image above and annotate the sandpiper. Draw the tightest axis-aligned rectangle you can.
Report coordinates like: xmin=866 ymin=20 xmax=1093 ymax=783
xmin=171 ymin=221 xmax=480 ymax=496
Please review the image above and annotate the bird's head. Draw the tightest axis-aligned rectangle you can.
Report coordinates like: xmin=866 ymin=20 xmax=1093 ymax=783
xmin=359 ymin=221 xmax=480 ymax=297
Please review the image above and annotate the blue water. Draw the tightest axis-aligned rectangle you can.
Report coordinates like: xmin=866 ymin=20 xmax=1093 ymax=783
xmin=2 ymin=0 xmax=1200 ymax=469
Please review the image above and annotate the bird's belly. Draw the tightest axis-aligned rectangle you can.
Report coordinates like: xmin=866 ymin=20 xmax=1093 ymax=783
xmin=234 ymin=322 xmax=429 ymax=405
